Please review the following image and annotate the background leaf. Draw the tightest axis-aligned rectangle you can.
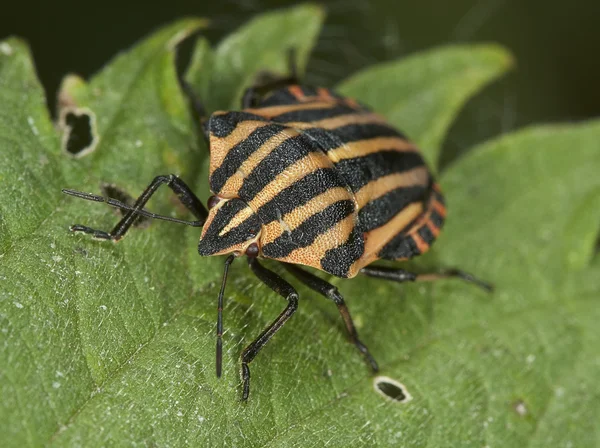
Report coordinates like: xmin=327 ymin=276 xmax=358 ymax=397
xmin=185 ymin=3 xmax=324 ymax=113
xmin=1 ymin=8 xmax=598 ymax=448
xmin=338 ymin=45 xmax=513 ymax=171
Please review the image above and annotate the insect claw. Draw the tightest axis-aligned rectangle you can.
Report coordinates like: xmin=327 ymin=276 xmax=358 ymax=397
xmin=69 ymin=224 xmax=116 ymax=241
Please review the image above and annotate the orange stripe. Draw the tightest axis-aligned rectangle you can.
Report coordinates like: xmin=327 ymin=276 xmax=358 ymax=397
xmin=247 ymin=153 xmax=334 ymax=210
xmin=285 ymin=111 xmax=387 ymax=130
xmin=245 ymin=101 xmax=334 ymax=119
xmin=328 ymin=137 xmax=416 ymax=163
xmin=219 ymin=202 xmax=256 ymax=236
xmin=427 ymin=221 xmax=440 ymax=238
xmin=261 ymin=187 xmax=351 ymax=245
xmin=317 ymin=87 xmax=334 ymax=101
xmin=432 ymin=200 xmax=447 ymax=218
xmin=354 ymin=167 xmax=430 ymax=209
xmin=411 ymin=233 xmax=429 ymax=254
xmin=344 ymin=97 xmax=360 ymax=109
xmin=283 ymin=214 xmax=355 ymax=265
xmin=218 ymin=127 xmax=300 ymax=197
xmin=209 ymin=120 xmax=271 ymax=176
xmin=349 ymin=201 xmax=424 ymax=275
xmin=288 ymin=85 xmax=305 ymax=100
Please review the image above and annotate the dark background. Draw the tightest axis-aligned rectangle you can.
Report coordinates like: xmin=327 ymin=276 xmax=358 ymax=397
xmin=2 ymin=0 xmax=599 ymax=164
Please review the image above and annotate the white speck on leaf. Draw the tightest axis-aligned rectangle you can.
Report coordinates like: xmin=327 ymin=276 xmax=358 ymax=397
xmin=135 ymin=140 xmax=143 ymax=147
xmin=526 ymin=354 xmax=535 ymax=364
xmin=52 ymin=255 xmax=63 ymax=263
xmin=99 ymin=305 xmax=107 ymax=311
xmin=52 ymin=382 xmax=61 ymax=389
xmin=13 ymin=302 xmax=23 ymax=309
xmin=514 ymin=401 xmax=527 ymax=416
xmin=27 ymin=116 xmax=39 ymax=136
xmin=0 ymin=42 xmax=13 ymax=55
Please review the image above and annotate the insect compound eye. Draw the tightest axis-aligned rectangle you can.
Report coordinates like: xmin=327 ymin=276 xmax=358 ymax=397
xmin=245 ymin=242 xmax=259 ymax=258
xmin=207 ymin=195 xmax=221 ymax=209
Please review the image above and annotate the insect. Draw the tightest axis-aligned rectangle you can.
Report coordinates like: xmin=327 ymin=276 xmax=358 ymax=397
xmin=63 ymin=67 xmax=491 ymax=401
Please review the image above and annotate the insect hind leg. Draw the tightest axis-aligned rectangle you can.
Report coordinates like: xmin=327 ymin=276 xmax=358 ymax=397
xmin=282 ymin=263 xmax=379 ymax=372
xmin=360 ymin=266 xmax=493 ymax=292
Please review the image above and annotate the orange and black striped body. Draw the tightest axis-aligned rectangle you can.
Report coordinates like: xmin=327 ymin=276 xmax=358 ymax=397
xmin=198 ymin=85 xmax=446 ymax=278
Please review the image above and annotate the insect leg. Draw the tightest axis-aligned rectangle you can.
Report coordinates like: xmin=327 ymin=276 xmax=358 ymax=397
xmin=242 ymin=257 xmax=298 ymax=401
xmin=360 ymin=266 xmax=493 ymax=292
xmin=241 ymin=49 xmax=300 ymax=108
xmin=66 ymin=174 xmax=208 ymax=242
xmin=282 ymin=263 xmax=379 ymax=372
xmin=216 ymin=254 xmax=236 ymax=378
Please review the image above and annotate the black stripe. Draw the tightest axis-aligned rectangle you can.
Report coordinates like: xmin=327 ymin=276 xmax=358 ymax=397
xmin=320 ymin=227 xmax=365 ymax=278
xmin=299 ymin=86 xmax=318 ymax=97
xmin=301 ymin=123 xmax=406 ymax=152
xmin=256 ymin=86 xmax=351 ymax=108
xmin=378 ymin=234 xmax=420 ymax=261
xmin=336 ymin=151 xmax=425 ymax=192
xmin=238 ymin=134 xmax=324 ymax=200
xmin=209 ymin=112 xmax=268 ymax=138
xmin=210 ymin=123 xmax=288 ymax=193
xmin=255 ymin=168 xmax=347 ymax=225
xmin=258 ymin=89 xmax=300 ymax=107
xmin=430 ymin=209 xmax=444 ymax=230
xmin=417 ymin=225 xmax=435 ymax=245
xmin=262 ymin=200 xmax=355 ymax=259
xmin=358 ymin=186 xmax=428 ymax=233
xmin=270 ymin=104 xmax=362 ymax=124
xmin=322 ymin=122 xmax=405 ymax=142
xmin=198 ymin=199 xmax=261 ymax=256
xmin=433 ymin=189 xmax=445 ymax=206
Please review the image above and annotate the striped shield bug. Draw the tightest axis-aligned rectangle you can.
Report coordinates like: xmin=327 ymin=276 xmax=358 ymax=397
xmin=63 ymin=62 xmax=491 ymax=401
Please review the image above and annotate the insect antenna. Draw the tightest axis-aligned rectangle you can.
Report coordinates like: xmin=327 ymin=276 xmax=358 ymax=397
xmin=216 ymin=254 xmax=236 ymax=378
xmin=62 ymin=188 xmax=204 ymax=227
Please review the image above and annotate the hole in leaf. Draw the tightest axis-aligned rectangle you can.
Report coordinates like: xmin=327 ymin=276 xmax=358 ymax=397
xmin=374 ymin=376 xmax=412 ymax=403
xmin=60 ymin=108 xmax=98 ymax=157
xmin=100 ymin=183 xmax=150 ymax=228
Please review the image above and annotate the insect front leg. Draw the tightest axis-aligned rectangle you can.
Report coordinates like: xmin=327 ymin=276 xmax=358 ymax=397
xmin=65 ymin=174 xmax=208 ymax=241
xmin=360 ymin=266 xmax=493 ymax=292
xmin=282 ymin=263 xmax=379 ymax=372
xmin=242 ymin=257 xmax=298 ymax=401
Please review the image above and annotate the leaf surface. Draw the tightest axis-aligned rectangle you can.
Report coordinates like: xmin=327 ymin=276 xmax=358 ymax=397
xmin=1 ymin=10 xmax=598 ymax=448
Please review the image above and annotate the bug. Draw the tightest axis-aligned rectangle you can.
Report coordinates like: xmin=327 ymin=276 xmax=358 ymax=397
xmin=63 ymin=65 xmax=491 ymax=401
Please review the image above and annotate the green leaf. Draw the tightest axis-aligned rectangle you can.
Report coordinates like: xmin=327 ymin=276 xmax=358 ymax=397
xmin=185 ymin=3 xmax=324 ymax=113
xmin=338 ymin=44 xmax=513 ymax=171
xmin=2 ymin=10 xmax=599 ymax=448
xmin=0 ymin=19 xmax=208 ymax=446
